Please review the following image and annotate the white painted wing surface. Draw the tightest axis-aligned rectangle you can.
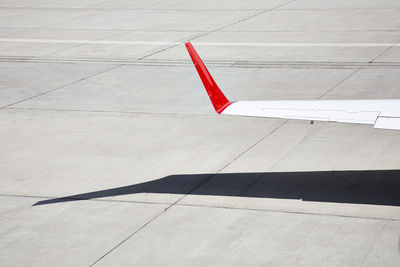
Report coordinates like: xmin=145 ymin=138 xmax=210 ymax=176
xmin=222 ymin=100 xmax=400 ymax=130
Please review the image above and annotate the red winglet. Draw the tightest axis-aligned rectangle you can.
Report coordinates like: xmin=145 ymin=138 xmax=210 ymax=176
xmin=185 ymin=42 xmax=232 ymax=114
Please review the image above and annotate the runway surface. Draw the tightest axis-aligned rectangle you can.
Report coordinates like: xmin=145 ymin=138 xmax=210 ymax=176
xmin=0 ymin=0 xmax=400 ymax=266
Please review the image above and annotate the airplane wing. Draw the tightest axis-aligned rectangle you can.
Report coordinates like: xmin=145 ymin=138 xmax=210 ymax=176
xmin=185 ymin=42 xmax=400 ymax=131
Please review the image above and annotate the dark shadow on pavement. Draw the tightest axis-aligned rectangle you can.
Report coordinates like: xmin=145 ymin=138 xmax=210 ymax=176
xmin=34 ymin=170 xmax=400 ymax=206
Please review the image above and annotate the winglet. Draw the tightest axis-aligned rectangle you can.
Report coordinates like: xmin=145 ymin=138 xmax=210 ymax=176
xmin=185 ymin=42 xmax=232 ymax=114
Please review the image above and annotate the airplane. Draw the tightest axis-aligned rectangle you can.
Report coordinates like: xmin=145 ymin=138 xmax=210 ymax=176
xmin=185 ymin=42 xmax=400 ymax=131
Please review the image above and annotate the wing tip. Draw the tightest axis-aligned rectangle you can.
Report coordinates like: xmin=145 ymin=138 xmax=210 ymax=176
xmin=216 ymin=101 xmax=233 ymax=114
xmin=185 ymin=42 xmax=231 ymax=114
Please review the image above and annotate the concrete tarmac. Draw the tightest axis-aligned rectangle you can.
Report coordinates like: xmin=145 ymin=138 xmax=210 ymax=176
xmin=0 ymin=0 xmax=400 ymax=266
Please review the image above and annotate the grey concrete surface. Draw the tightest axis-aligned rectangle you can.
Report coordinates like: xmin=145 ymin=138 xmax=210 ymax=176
xmin=0 ymin=62 xmax=115 ymax=107
xmin=95 ymin=205 xmax=400 ymax=266
xmin=225 ymin=9 xmax=400 ymax=32
xmin=0 ymin=109 xmax=282 ymax=204
xmin=51 ymin=10 xmax=258 ymax=31
xmin=43 ymin=31 xmax=203 ymax=60
xmin=322 ymin=69 xmax=400 ymax=99
xmin=0 ymin=196 xmax=169 ymax=266
xmin=0 ymin=0 xmax=399 ymax=266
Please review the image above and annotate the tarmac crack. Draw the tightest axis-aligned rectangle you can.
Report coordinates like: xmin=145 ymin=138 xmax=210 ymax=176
xmin=317 ymin=68 xmax=360 ymax=100
xmin=370 ymin=37 xmax=400 ymax=63
xmin=89 ymin=208 xmax=167 ymax=266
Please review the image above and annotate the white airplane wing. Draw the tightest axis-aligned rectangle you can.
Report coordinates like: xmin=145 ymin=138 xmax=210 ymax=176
xmin=185 ymin=42 xmax=400 ymax=131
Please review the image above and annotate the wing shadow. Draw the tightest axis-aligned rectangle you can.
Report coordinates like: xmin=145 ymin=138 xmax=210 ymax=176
xmin=34 ymin=170 xmax=400 ymax=206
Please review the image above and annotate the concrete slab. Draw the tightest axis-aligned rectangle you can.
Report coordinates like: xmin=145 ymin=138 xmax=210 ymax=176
xmin=88 ymin=0 xmax=146 ymax=10
xmin=0 ymin=30 xmax=117 ymax=58
xmin=0 ymin=0 xmax=70 ymax=8
xmin=0 ymin=196 xmax=168 ymax=266
xmin=0 ymin=195 xmax=34 ymax=217
xmin=224 ymin=9 xmax=400 ymax=32
xmin=269 ymin=123 xmax=400 ymax=171
xmin=43 ymin=43 xmax=172 ymax=61
xmin=0 ymin=28 xmax=27 ymax=37
xmin=0 ymin=0 xmax=40 ymax=8
xmin=51 ymin=10 xmax=258 ymax=31
xmin=116 ymin=0 xmax=288 ymax=10
xmin=280 ymin=0 xmax=400 ymax=9
xmin=0 ymin=7 xmax=33 ymax=19
xmin=13 ymin=65 xmax=354 ymax=113
xmin=44 ymin=31 xmax=203 ymax=60
xmin=197 ymin=31 xmax=400 ymax=43
xmin=2 ymin=28 xmax=115 ymax=40
xmin=0 ymin=8 xmax=94 ymax=28
xmin=322 ymin=69 xmax=400 ymax=99
xmin=0 ymin=108 xmax=282 ymax=204
xmin=99 ymin=31 xmax=202 ymax=42
xmin=221 ymin=120 xmax=400 ymax=173
xmin=147 ymin=31 xmax=397 ymax=62
xmin=95 ymin=205 xmax=400 ymax=266
xmin=2 ymin=0 xmax=126 ymax=9
xmin=0 ymin=62 xmax=114 ymax=107
xmin=0 ymin=41 xmax=76 ymax=57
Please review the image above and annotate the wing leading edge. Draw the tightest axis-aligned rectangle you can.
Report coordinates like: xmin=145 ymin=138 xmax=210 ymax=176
xmin=185 ymin=42 xmax=400 ymax=130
